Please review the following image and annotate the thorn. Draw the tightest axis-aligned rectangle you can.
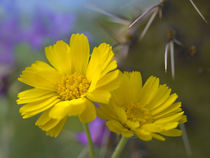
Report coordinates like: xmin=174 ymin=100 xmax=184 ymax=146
xmin=164 ymin=43 xmax=169 ymax=72
xmin=179 ymin=124 xmax=192 ymax=156
xmin=174 ymin=39 xmax=183 ymax=46
xmin=139 ymin=8 xmax=159 ymax=40
xmin=169 ymin=41 xmax=175 ymax=80
xmin=129 ymin=4 xmax=159 ymax=28
xmin=86 ymin=3 xmax=130 ymax=25
xmin=188 ymin=0 xmax=208 ymax=23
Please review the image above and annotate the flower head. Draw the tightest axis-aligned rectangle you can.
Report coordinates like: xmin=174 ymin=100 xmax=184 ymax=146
xmin=97 ymin=71 xmax=187 ymax=141
xmin=17 ymin=34 xmax=120 ymax=137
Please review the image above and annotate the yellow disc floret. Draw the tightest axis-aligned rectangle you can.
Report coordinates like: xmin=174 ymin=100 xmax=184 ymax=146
xmin=123 ymin=103 xmax=152 ymax=125
xmin=57 ymin=73 xmax=90 ymax=100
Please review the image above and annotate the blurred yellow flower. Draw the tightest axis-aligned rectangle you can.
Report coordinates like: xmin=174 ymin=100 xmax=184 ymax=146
xmin=97 ymin=71 xmax=187 ymax=141
xmin=17 ymin=33 xmax=120 ymax=137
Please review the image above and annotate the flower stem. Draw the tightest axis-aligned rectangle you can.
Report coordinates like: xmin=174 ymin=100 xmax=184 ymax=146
xmin=83 ymin=123 xmax=95 ymax=158
xmin=111 ymin=137 xmax=128 ymax=158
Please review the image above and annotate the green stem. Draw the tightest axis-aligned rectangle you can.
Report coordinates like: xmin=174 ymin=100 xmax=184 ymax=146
xmin=83 ymin=123 xmax=95 ymax=158
xmin=111 ymin=137 xmax=128 ymax=158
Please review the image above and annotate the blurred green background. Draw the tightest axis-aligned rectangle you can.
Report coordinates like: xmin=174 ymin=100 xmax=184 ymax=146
xmin=0 ymin=0 xmax=209 ymax=158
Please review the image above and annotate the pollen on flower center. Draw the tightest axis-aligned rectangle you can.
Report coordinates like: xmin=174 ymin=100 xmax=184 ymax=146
xmin=124 ymin=104 xmax=152 ymax=124
xmin=57 ymin=73 xmax=90 ymax=101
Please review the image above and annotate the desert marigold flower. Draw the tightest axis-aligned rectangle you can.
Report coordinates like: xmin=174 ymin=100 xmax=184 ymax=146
xmin=17 ymin=33 xmax=120 ymax=137
xmin=97 ymin=71 xmax=187 ymax=141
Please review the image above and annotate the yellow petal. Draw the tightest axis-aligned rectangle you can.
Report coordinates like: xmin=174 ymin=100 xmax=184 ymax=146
xmin=138 ymin=76 xmax=159 ymax=105
xmin=146 ymin=84 xmax=171 ymax=109
xmin=94 ymin=69 xmax=121 ymax=92
xmin=152 ymin=133 xmax=165 ymax=141
xmin=160 ymin=129 xmax=182 ymax=137
xmin=125 ymin=120 xmax=140 ymax=130
xmin=141 ymin=123 xmax=162 ymax=133
xmin=45 ymin=40 xmax=72 ymax=74
xmin=87 ymin=90 xmax=111 ymax=104
xmin=153 ymin=102 xmax=182 ymax=119
xmin=110 ymin=71 xmax=142 ymax=106
xmin=159 ymin=122 xmax=179 ymax=130
xmin=151 ymin=93 xmax=178 ymax=115
xmin=46 ymin=118 xmax=66 ymax=138
xmin=179 ymin=115 xmax=187 ymax=124
xmin=97 ymin=103 xmax=127 ymax=123
xmin=86 ymin=43 xmax=116 ymax=85
xmin=20 ymin=96 xmax=59 ymax=119
xmin=122 ymin=71 xmax=142 ymax=103
xmin=18 ymin=61 xmax=61 ymax=91
xmin=106 ymin=120 xmax=133 ymax=137
xmin=154 ymin=112 xmax=184 ymax=124
xmin=49 ymin=98 xmax=86 ymax=119
xmin=36 ymin=110 xmax=67 ymax=138
xmin=79 ymin=99 xmax=96 ymax=123
xmin=17 ymin=88 xmax=56 ymax=104
xmin=35 ymin=109 xmax=51 ymax=126
xmin=70 ymin=33 xmax=90 ymax=74
xmin=135 ymin=129 xmax=152 ymax=141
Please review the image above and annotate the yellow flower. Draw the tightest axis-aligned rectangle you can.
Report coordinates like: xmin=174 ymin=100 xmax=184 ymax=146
xmin=97 ymin=71 xmax=187 ymax=141
xmin=17 ymin=33 xmax=120 ymax=137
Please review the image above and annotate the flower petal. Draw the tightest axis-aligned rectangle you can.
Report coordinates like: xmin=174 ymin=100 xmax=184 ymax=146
xmin=86 ymin=43 xmax=116 ymax=87
xmin=138 ymin=76 xmax=159 ymax=105
xmin=106 ymin=120 xmax=133 ymax=137
xmin=36 ymin=110 xmax=67 ymax=138
xmin=79 ymin=99 xmax=96 ymax=123
xmin=160 ymin=129 xmax=182 ymax=137
xmin=69 ymin=33 xmax=90 ymax=74
xmin=153 ymin=102 xmax=182 ymax=119
xmin=18 ymin=61 xmax=61 ymax=91
xmin=20 ymin=96 xmax=60 ymax=119
xmin=46 ymin=118 xmax=66 ymax=138
xmin=152 ymin=134 xmax=165 ymax=141
xmin=135 ymin=129 xmax=152 ymax=141
xmin=97 ymin=103 xmax=127 ymax=123
xmin=87 ymin=90 xmax=111 ymax=104
xmin=49 ymin=98 xmax=86 ymax=120
xmin=45 ymin=40 xmax=72 ymax=74
xmin=146 ymin=84 xmax=171 ymax=109
xmin=17 ymin=88 xmax=56 ymax=104
xmin=151 ymin=93 xmax=178 ymax=115
xmin=154 ymin=112 xmax=184 ymax=124
xmin=94 ymin=69 xmax=121 ymax=92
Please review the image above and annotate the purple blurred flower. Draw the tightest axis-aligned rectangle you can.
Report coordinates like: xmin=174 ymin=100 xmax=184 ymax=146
xmin=77 ymin=117 xmax=110 ymax=146
xmin=22 ymin=8 xmax=75 ymax=48
xmin=0 ymin=14 xmax=21 ymax=65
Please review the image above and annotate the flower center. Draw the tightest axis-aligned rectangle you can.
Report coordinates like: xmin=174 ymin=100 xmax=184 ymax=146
xmin=123 ymin=103 xmax=152 ymax=124
xmin=57 ymin=73 xmax=90 ymax=101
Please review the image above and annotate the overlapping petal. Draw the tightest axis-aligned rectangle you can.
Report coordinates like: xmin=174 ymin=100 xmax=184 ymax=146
xmin=45 ymin=40 xmax=72 ymax=74
xmin=36 ymin=110 xmax=67 ymax=138
xmin=86 ymin=43 xmax=117 ymax=91
xmin=18 ymin=61 xmax=61 ymax=91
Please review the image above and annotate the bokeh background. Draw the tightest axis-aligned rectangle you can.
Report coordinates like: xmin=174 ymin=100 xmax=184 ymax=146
xmin=0 ymin=0 xmax=209 ymax=158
